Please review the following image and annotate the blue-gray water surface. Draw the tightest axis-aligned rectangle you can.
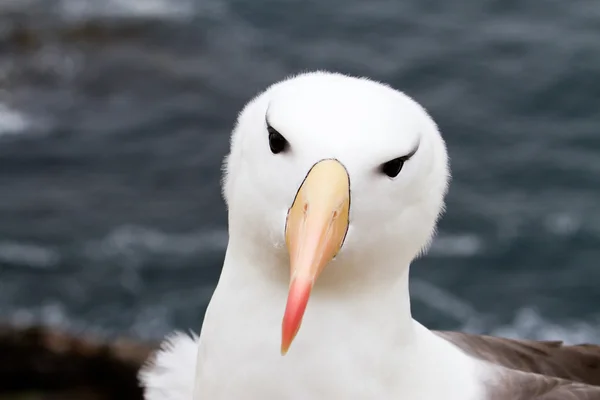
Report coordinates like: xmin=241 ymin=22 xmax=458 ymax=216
xmin=0 ymin=0 xmax=599 ymax=343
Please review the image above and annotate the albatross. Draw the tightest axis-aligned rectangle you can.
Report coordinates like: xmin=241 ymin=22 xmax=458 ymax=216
xmin=139 ymin=71 xmax=600 ymax=399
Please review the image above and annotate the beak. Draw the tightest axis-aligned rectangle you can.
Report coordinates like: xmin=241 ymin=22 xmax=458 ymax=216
xmin=281 ymin=159 xmax=350 ymax=355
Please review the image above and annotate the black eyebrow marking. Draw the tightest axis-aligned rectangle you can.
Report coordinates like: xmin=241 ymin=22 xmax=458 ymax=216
xmin=396 ymin=139 xmax=420 ymax=162
xmin=265 ymin=102 xmax=272 ymax=126
xmin=400 ymin=142 xmax=419 ymax=161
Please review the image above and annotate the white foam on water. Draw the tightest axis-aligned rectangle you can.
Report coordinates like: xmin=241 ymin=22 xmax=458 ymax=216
xmin=429 ymin=233 xmax=484 ymax=257
xmin=412 ymin=278 xmax=487 ymax=332
xmin=489 ymin=307 xmax=600 ymax=344
xmin=8 ymin=302 xmax=68 ymax=328
xmin=412 ymin=278 xmax=600 ymax=345
xmin=5 ymin=302 xmax=118 ymax=338
xmin=83 ymin=224 xmax=229 ymax=265
xmin=59 ymin=0 xmax=195 ymax=20
xmin=544 ymin=212 xmax=582 ymax=236
xmin=412 ymin=279 xmax=480 ymax=322
xmin=129 ymin=304 xmax=174 ymax=340
xmin=0 ymin=241 xmax=61 ymax=269
xmin=0 ymin=104 xmax=31 ymax=136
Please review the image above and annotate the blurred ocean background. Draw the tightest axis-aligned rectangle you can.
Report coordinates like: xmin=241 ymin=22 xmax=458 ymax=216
xmin=0 ymin=0 xmax=599 ymax=344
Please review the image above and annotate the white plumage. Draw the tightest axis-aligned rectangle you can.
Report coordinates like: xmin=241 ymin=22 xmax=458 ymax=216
xmin=139 ymin=332 xmax=198 ymax=400
xmin=139 ymin=71 xmax=496 ymax=400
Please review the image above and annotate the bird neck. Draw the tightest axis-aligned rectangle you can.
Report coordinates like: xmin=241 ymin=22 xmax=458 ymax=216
xmin=193 ymin=239 xmax=481 ymax=399
xmin=216 ymin=233 xmax=418 ymax=347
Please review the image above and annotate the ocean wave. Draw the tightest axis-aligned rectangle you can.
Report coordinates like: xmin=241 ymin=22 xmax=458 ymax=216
xmin=412 ymin=279 xmax=486 ymax=333
xmin=412 ymin=278 xmax=600 ymax=345
xmin=4 ymin=302 xmax=120 ymax=338
xmin=83 ymin=225 xmax=228 ymax=264
xmin=8 ymin=302 xmax=69 ymax=329
xmin=0 ymin=225 xmax=227 ymax=271
xmin=0 ymin=104 xmax=30 ymax=136
xmin=543 ymin=212 xmax=582 ymax=236
xmin=0 ymin=241 xmax=61 ymax=269
xmin=489 ymin=307 xmax=600 ymax=345
xmin=58 ymin=0 xmax=195 ymax=20
xmin=429 ymin=233 xmax=484 ymax=257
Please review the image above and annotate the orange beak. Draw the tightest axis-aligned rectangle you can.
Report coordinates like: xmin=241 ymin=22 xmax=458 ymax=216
xmin=281 ymin=159 xmax=350 ymax=355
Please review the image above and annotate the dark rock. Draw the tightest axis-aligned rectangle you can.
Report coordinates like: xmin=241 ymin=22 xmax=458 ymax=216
xmin=0 ymin=324 xmax=157 ymax=400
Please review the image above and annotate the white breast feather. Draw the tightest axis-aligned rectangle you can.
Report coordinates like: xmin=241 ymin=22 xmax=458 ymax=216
xmin=139 ymin=332 xmax=199 ymax=400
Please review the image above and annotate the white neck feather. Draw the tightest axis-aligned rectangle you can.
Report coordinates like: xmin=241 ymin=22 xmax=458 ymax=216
xmin=192 ymin=238 xmax=487 ymax=399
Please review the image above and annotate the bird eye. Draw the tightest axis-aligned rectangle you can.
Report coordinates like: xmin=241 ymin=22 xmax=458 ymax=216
xmin=379 ymin=146 xmax=418 ymax=178
xmin=380 ymin=157 xmax=405 ymax=178
xmin=267 ymin=124 xmax=289 ymax=154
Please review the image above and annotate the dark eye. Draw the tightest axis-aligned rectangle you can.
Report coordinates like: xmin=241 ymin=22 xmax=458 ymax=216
xmin=267 ymin=125 xmax=289 ymax=154
xmin=380 ymin=157 xmax=405 ymax=178
xmin=379 ymin=146 xmax=418 ymax=178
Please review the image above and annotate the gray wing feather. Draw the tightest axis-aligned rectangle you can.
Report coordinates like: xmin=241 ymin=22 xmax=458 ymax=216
xmin=435 ymin=331 xmax=600 ymax=399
